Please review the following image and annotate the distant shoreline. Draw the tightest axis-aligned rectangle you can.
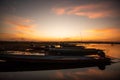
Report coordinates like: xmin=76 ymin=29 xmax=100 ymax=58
xmin=0 ymin=41 xmax=120 ymax=44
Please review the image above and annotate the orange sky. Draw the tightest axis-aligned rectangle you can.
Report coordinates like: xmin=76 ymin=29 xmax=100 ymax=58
xmin=0 ymin=0 xmax=120 ymax=41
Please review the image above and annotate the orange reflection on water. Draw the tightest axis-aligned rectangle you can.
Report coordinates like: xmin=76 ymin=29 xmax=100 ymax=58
xmin=83 ymin=44 xmax=120 ymax=58
xmin=52 ymin=67 xmax=120 ymax=80
xmin=51 ymin=44 xmax=120 ymax=80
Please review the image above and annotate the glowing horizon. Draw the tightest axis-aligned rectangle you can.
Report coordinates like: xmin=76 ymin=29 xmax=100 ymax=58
xmin=0 ymin=0 xmax=120 ymax=42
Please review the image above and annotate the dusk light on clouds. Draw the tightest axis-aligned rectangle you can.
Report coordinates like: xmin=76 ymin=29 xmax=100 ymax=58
xmin=0 ymin=0 xmax=120 ymax=41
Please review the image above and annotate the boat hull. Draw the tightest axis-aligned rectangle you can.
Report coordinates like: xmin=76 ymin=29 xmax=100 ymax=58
xmin=0 ymin=53 xmax=110 ymax=64
xmin=0 ymin=59 xmax=111 ymax=72
xmin=48 ymin=48 xmax=105 ymax=57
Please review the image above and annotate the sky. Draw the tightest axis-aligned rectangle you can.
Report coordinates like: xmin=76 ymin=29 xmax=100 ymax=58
xmin=0 ymin=0 xmax=120 ymax=41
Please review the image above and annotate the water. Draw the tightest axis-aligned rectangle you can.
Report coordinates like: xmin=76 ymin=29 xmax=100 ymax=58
xmin=0 ymin=44 xmax=120 ymax=80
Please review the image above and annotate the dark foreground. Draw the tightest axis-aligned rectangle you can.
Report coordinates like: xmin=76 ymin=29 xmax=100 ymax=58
xmin=0 ymin=42 xmax=120 ymax=80
xmin=0 ymin=59 xmax=112 ymax=72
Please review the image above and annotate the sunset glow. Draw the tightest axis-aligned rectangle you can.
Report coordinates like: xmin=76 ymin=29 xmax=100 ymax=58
xmin=0 ymin=0 xmax=119 ymax=41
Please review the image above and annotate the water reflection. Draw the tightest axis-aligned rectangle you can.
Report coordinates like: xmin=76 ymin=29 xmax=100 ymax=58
xmin=0 ymin=44 xmax=120 ymax=80
xmin=52 ymin=65 xmax=120 ymax=80
xmin=84 ymin=44 xmax=120 ymax=58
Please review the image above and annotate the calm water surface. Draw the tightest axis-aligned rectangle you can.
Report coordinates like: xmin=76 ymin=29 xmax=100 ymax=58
xmin=0 ymin=44 xmax=120 ymax=80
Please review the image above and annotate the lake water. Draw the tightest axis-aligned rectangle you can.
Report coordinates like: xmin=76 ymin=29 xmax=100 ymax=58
xmin=0 ymin=44 xmax=120 ymax=80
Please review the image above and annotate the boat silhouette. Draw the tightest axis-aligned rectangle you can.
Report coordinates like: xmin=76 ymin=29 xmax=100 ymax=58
xmin=0 ymin=43 xmax=111 ymax=72
xmin=0 ymin=58 xmax=111 ymax=72
xmin=0 ymin=53 xmax=112 ymax=72
xmin=30 ymin=43 xmax=106 ymax=57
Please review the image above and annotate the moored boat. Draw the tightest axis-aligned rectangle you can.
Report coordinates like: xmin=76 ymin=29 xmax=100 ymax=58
xmin=0 ymin=52 xmax=110 ymax=64
xmin=47 ymin=44 xmax=105 ymax=57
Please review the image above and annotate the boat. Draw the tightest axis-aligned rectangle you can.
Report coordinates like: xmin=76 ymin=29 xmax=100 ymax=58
xmin=46 ymin=44 xmax=105 ymax=57
xmin=0 ymin=51 xmax=110 ymax=64
xmin=28 ymin=43 xmax=106 ymax=57
xmin=0 ymin=58 xmax=111 ymax=72
xmin=0 ymin=50 xmax=111 ymax=72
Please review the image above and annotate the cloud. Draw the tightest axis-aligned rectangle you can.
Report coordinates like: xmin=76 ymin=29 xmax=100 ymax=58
xmin=4 ymin=16 xmax=35 ymax=34
xmin=52 ymin=2 xmax=119 ymax=18
xmin=5 ymin=16 xmax=33 ymax=23
xmin=85 ymin=27 xmax=120 ymax=41
xmin=68 ymin=10 xmax=114 ymax=19
xmin=88 ymin=27 xmax=119 ymax=33
xmin=1 ymin=16 xmax=67 ymax=41
xmin=0 ymin=33 xmax=22 ymax=41
xmin=88 ymin=27 xmax=120 ymax=34
xmin=52 ymin=8 xmax=65 ymax=15
xmin=0 ymin=16 xmax=41 ymax=41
